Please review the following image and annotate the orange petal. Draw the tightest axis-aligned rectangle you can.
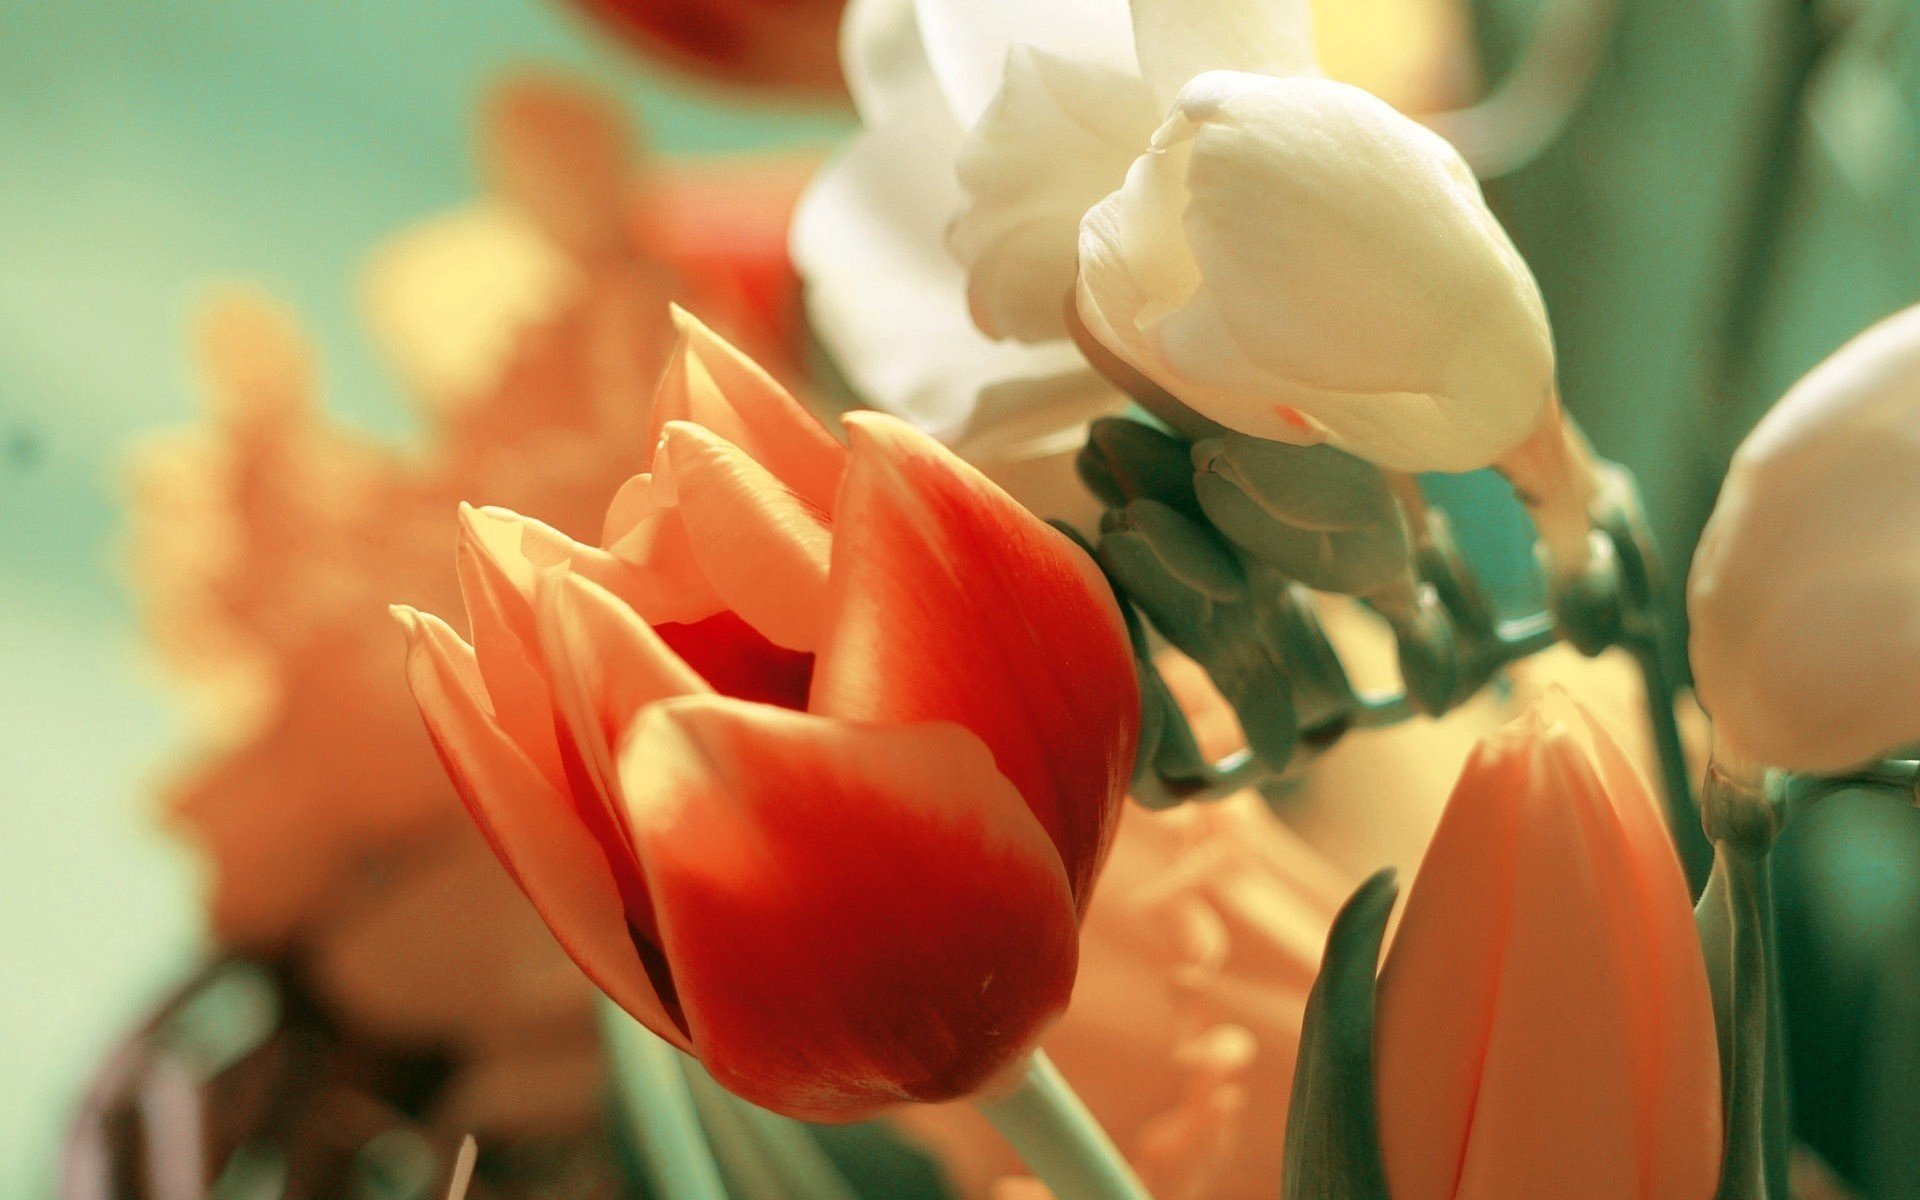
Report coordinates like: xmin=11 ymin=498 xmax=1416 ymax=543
xmin=599 ymin=474 xmax=729 ymax=626
xmin=456 ymin=504 xmax=566 ymax=779
xmin=810 ymin=412 xmax=1137 ymax=910
xmin=617 ymin=695 xmax=1078 ymax=1121
xmin=649 ymin=306 xmax=844 ymax=513
xmin=392 ymin=605 xmax=688 ymax=1049
xmin=1373 ymin=730 xmax=1526 ymax=1200
xmin=1569 ymin=698 xmax=1724 ymax=1193
xmin=652 ymin=420 xmax=832 ymax=651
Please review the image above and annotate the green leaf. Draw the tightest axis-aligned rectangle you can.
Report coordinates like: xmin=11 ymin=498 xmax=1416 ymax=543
xmin=1191 ymin=435 xmax=1413 ymax=597
xmin=1281 ymin=869 xmax=1398 ymax=1200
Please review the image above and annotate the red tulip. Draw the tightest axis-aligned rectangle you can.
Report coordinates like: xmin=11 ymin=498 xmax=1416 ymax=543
xmin=1374 ymin=692 xmax=1722 ymax=1199
xmin=564 ymin=0 xmax=848 ymax=94
xmin=395 ymin=310 xmax=1138 ymax=1120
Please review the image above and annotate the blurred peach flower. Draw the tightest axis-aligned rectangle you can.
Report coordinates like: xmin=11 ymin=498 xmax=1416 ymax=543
xmin=128 ymin=74 xmax=812 ymax=1119
xmin=1375 ymin=693 xmax=1722 ymax=1200
xmin=566 ymin=0 xmax=850 ymax=94
xmin=895 ymin=792 xmax=1349 ymax=1199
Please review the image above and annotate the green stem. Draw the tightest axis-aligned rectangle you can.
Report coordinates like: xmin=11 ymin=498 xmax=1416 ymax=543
xmin=976 ymin=1052 xmax=1154 ymax=1200
xmin=1628 ymin=633 xmax=1714 ymax=894
xmin=1697 ymin=762 xmax=1790 ymax=1200
xmin=599 ymin=999 xmax=729 ymax=1200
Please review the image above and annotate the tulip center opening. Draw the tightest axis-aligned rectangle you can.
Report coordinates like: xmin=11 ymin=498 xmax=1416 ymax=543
xmin=654 ymin=609 xmax=814 ymax=710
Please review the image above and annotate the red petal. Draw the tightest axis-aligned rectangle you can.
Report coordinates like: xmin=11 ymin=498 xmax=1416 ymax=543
xmin=648 ymin=307 xmax=844 ymax=514
xmin=617 ymin=696 xmax=1078 ymax=1121
xmin=809 ymin=412 xmax=1137 ymax=909
xmin=393 ymin=605 xmax=688 ymax=1049
xmin=533 ymin=571 xmax=711 ymax=939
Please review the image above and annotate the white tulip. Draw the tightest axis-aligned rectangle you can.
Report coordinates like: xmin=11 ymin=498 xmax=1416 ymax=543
xmin=1688 ymin=303 xmax=1920 ymax=774
xmin=1076 ymin=70 xmax=1555 ymax=474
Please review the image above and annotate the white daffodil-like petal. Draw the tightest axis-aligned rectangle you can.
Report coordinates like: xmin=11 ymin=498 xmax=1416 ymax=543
xmin=1689 ymin=304 xmax=1920 ymax=774
xmin=911 ymin=0 xmax=1137 ymax=128
xmin=1077 ymin=71 xmax=1555 ymax=474
xmin=842 ymin=0 xmax=934 ymax=124
xmin=1128 ymin=0 xmax=1319 ymax=109
xmin=791 ymin=84 xmax=1099 ymax=444
xmin=949 ymin=46 xmax=1160 ymax=343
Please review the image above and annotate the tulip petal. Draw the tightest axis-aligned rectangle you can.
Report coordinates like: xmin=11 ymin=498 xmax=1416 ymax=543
xmin=650 ymin=307 xmax=845 ymax=515
xmin=617 ymin=695 xmax=1079 ymax=1121
xmin=393 ymin=605 xmax=688 ymax=1050
xmin=950 ymin=46 xmax=1159 ymax=343
xmin=652 ymin=420 xmax=833 ymax=651
xmin=532 ymin=571 xmax=711 ymax=843
xmin=598 ymin=474 xmax=730 ymax=627
xmin=911 ymin=0 xmax=1137 ymax=128
xmin=810 ymin=412 xmax=1137 ymax=907
xmin=1574 ymin=700 xmax=1723 ymax=1194
xmin=1128 ymin=0 xmax=1319 ymax=110
xmin=456 ymin=504 xmax=567 ymax=778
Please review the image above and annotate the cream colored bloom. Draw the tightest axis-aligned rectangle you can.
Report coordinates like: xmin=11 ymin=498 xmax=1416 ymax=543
xmin=1689 ymin=304 xmax=1920 ymax=773
xmin=1076 ymin=70 xmax=1554 ymax=473
xmin=792 ymin=0 xmax=1485 ymax=513
xmin=789 ymin=0 xmax=1123 ymax=525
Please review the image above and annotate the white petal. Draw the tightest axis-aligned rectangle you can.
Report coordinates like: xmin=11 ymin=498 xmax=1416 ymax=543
xmin=841 ymin=0 xmax=944 ymax=125
xmin=912 ymin=0 xmax=1137 ymax=128
xmin=791 ymin=91 xmax=1101 ymax=440
xmin=1129 ymin=0 xmax=1319 ymax=109
xmin=1080 ymin=72 xmax=1553 ymax=473
xmin=951 ymin=46 xmax=1160 ymax=343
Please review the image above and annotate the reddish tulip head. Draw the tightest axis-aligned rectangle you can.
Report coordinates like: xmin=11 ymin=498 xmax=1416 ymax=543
xmin=1374 ymin=692 xmax=1722 ymax=1200
xmin=396 ymin=310 xmax=1137 ymax=1120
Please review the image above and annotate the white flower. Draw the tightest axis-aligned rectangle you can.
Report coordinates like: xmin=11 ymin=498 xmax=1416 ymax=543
xmin=1076 ymin=70 xmax=1555 ymax=473
xmin=1688 ymin=303 xmax=1920 ymax=773
xmin=794 ymin=0 xmax=1541 ymax=484
xmin=789 ymin=0 xmax=1123 ymax=521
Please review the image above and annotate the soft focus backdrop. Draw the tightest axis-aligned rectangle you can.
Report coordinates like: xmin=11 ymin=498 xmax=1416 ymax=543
xmin=0 ymin=3 xmax=845 ymax=1191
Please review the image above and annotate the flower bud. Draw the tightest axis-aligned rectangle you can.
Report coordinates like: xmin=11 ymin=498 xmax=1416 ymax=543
xmin=1097 ymin=501 xmax=1300 ymax=770
xmin=1077 ymin=70 xmax=1555 ymax=474
xmin=1375 ymin=693 xmax=1722 ymax=1199
xmin=1189 ymin=433 xmax=1412 ymax=596
xmin=1689 ymin=303 xmax=1920 ymax=773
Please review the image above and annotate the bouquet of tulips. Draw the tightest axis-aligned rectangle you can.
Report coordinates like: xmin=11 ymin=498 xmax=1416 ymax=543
xmin=104 ymin=1 xmax=1920 ymax=1199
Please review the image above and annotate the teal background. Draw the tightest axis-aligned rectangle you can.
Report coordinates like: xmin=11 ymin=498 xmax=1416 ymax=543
xmin=0 ymin=2 xmax=846 ymax=1193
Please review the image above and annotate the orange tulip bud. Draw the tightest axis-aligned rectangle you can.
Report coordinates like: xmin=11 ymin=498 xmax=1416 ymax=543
xmin=396 ymin=310 xmax=1138 ymax=1121
xmin=1374 ymin=693 xmax=1722 ymax=1199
